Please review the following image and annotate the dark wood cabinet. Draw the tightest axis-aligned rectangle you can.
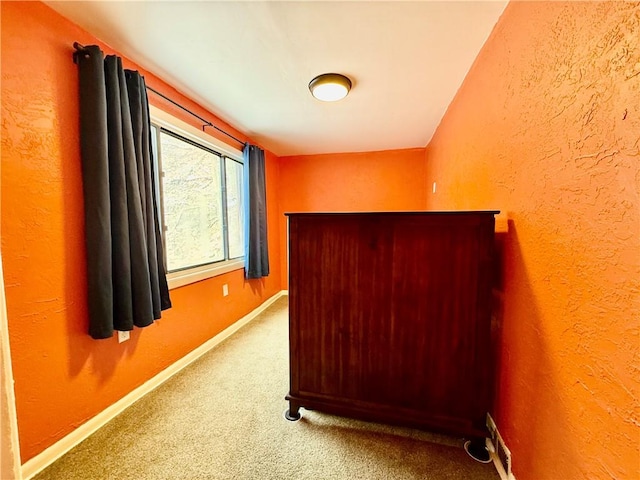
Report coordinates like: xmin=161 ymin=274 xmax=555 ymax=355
xmin=285 ymin=211 xmax=498 ymax=438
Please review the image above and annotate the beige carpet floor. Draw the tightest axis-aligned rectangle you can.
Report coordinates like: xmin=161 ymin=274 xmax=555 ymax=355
xmin=34 ymin=296 xmax=500 ymax=480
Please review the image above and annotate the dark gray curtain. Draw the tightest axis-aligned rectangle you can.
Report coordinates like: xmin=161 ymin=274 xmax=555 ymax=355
xmin=75 ymin=45 xmax=171 ymax=340
xmin=243 ymin=144 xmax=269 ymax=279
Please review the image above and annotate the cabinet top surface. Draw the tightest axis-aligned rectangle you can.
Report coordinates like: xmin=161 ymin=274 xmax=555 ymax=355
xmin=284 ymin=210 xmax=500 ymax=217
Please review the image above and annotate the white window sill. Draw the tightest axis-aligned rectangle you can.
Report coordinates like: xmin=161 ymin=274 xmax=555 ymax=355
xmin=167 ymin=259 xmax=244 ymax=290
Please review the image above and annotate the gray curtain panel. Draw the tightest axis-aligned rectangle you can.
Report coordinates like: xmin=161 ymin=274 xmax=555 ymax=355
xmin=243 ymin=145 xmax=269 ymax=279
xmin=76 ymin=45 xmax=171 ymax=340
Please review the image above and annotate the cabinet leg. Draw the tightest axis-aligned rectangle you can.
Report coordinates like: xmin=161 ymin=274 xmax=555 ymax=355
xmin=464 ymin=439 xmax=492 ymax=463
xmin=284 ymin=401 xmax=301 ymax=421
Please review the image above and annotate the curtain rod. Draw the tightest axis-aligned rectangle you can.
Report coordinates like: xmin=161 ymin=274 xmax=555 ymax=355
xmin=73 ymin=42 xmax=247 ymax=148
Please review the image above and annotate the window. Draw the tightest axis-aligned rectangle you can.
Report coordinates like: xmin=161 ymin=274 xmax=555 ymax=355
xmin=150 ymin=107 xmax=244 ymax=289
xmin=225 ymin=157 xmax=244 ymax=259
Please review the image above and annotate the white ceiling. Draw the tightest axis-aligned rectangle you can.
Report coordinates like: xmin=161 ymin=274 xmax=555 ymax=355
xmin=45 ymin=1 xmax=508 ymax=156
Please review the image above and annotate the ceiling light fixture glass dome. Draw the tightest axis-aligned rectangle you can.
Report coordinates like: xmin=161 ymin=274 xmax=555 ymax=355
xmin=309 ymin=73 xmax=352 ymax=102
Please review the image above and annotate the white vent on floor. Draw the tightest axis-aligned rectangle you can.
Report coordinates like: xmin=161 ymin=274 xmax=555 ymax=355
xmin=486 ymin=414 xmax=516 ymax=480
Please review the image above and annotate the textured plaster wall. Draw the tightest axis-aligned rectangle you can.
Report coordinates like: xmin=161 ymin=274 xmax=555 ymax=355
xmin=277 ymin=148 xmax=428 ymax=287
xmin=425 ymin=2 xmax=639 ymax=479
xmin=1 ymin=2 xmax=281 ymax=462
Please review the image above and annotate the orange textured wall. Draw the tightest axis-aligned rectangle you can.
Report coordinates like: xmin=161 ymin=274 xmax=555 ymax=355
xmin=425 ymin=2 xmax=639 ymax=479
xmin=1 ymin=1 xmax=281 ymax=462
xmin=277 ymin=148 xmax=427 ymax=286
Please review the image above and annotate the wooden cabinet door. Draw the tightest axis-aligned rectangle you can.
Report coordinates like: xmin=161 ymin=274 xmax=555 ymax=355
xmin=287 ymin=212 xmax=495 ymax=437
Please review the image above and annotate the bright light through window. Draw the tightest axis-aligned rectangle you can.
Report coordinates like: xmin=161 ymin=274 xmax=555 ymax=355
xmin=226 ymin=158 xmax=244 ymax=259
xmin=151 ymin=125 xmax=244 ymax=275
xmin=160 ymin=131 xmax=224 ymax=271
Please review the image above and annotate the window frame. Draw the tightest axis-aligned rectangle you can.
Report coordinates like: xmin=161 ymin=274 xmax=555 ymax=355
xmin=149 ymin=105 xmax=245 ymax=290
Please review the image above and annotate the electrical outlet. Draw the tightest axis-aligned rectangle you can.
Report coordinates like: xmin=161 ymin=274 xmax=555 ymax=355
xmin=117 ymin=330 xmax=130 ymax=343
xmin=495 ymin=213 xmax=509 ymax=233
xmin=222 ymin=284 xmax=229 ymax=296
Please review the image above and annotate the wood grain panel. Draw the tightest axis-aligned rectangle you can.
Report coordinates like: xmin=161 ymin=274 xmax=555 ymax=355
xmin=287 ymin=212 xmax=497 ymax=437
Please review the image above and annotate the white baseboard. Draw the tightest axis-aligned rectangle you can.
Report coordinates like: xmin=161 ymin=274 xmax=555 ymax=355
xmin=21 ymin=290 xmax=287 ymax=480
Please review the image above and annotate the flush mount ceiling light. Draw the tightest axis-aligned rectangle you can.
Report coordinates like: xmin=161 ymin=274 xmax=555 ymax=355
xmin=308 ymin=73 xmax=352 ymax=102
